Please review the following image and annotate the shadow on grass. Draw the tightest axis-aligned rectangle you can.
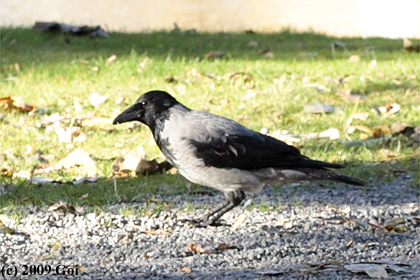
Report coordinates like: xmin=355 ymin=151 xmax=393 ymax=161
xmin=1 ymin=27 xmax=410 ymax=67
xmin=0 ymin=154 xmax=418 ymax=211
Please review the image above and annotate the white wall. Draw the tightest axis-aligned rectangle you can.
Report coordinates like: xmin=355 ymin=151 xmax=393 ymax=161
xmin=1 ymin=0 xmax=419 ymax=38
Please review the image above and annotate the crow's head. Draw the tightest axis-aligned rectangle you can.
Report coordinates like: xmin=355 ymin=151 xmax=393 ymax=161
xmin=113 ymin=90 xmax=178 ymax=128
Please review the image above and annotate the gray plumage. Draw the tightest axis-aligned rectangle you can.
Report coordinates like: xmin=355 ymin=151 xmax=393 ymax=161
xmin=113 ymin=90 xmax=364 ymax=226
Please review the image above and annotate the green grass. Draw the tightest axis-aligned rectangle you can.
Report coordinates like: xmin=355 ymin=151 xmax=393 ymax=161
xmin=0 ymin=28 xmax=419 ymax=213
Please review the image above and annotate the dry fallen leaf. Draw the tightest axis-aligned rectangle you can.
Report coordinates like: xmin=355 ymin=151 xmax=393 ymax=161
xmin=0 ymin=96 xmax=34 ymax=112
xmin=384 ymin=217 xmax=405 ymax=231
xmin=369 ymin=60 xmax=377 ymax=68
xmin=0 ymin=214 xmax=12 ymax=226
xmin=115 ymin=96 xmax=129 ymax=105
xmin=89 ymin=92 xmax=108 ymax=107
xmin=259 ymin=47 xmax=271 ymax=54
xmin=1 ymin=167 xmax=14 ymax=178
xmin=122 ymin=145 xmax=145 ymax=171
xmin=335 ymin=88 xmax=365 ymax=101
xmin=243 ymin=90 xmax=257 ymax=100
xmin=106 ymin=54 xmax=117 ymax=63
xmin=186 ymin=67 xmax=200 ymax=77
xmin=54 ymin=123 xmax=80 ymax=143
xmin=231 ymin=213 xmax=247 ymax=231
xmin=135 ymin=159 xmax=172 ymax=175
xmin=1 ymin=226 xmax=15 ymax=235
xmin=284 ymin=221 xmax=293 ymax=229
xmin=348 ymin=54 xmax=361 ymax=63
xmin=371 ymin=103 xmax=400 ymax=116
xmin=55 ymin=148 xmax=97 ymax=176
xmin=80 ymin=117 xmax=113 ymax=127
xmin=352 ymin=112 xmax=369 ymax=121
xmin=372 ymin=125 xmax=391 ymax=138
xmin=378 ymin=149 xmax=400 ymax=161
xmin=187 ymin=243 xmax=212 ymax=254
xmin=276 ymin=219 xmax=285 ymax=227
xmin=305 ymin=128 xmax=340 ymax=140
xmin=181 ymin=267 xmax=192 ymax=273
xmin=47 ymin=200 xmax=76 ymax=214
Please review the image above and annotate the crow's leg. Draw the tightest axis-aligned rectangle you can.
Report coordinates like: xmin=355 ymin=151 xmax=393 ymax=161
xmin=191 ymin=190 xmax=246 ymax=227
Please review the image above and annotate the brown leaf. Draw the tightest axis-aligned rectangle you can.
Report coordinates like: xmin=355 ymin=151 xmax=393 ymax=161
xmin=186 ymin=68 xmax=200 ymax=77
xmin=378 ymin=149 xmax=400 ymax=160
xmin=1 ymin=226 xmax=15 ymax=235
xmin=336 ymin=89 xmax=365 ymax=101
xmin=181 ymin=267 xmax=192 ymax=273
xmin=115 ymin=96 xmax=129 ymax=105
xmin=121 ymin=145 xmax=146 ymax=172
xmin=106 ymin=54 xmax=117 ymax=63
xmin=80 ymin=117 xmax=113 ymax=127
xmin=0 ymin=96 xmax=34 ymax=112
xmin=283 ymin=221 xmax=293 ymax=229
xmin=55 ymin=148 xmax=97 ymax=176
xmin=305 ymin=128 xmax=340 ymax=140
xmin=276 ymin=219 xmax=285 ymax=227
xmin=353 ymin=125 xmax=373 ymax=134
xmin=384 ymin=217 xmax=405 ymax=231
xmin=335 ymin=88 xmax=352 ymax=96
xmin=348 ymin=54 xmax=361 ymax=63
xmin=112 ymin=157 xmax=125 ymax=173
xmin=47 ymin=200 xmax=76 ymax=214
xmin=390 ymin=123 xmax=413 ymax=135
xmin=1 ymin=167 xmax=14 ymax=178
xmin=135 ymin=159 xmax=172 ymax=175
xmin=372 ymin=125 xmax=391 ymax=138
xmin=371 ymin=103 xmax=400 ymax=116
xmin=187 ymin=243 xmax=212 ymax=254
xmin=352 ymin=112 xmax=369 ymax=121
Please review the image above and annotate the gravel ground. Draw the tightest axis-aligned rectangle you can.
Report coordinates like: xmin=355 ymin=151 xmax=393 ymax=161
xmin=1 ymin=176 xmax=419 ymax=280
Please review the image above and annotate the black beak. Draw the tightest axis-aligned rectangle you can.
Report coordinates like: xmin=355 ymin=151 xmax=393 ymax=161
xmin=113 ymin=104 xmax=140 ymax=124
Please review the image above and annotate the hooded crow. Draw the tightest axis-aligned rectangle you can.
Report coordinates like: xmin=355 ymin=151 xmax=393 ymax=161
xmin=113 ymin=90 xmax=364 ymax=227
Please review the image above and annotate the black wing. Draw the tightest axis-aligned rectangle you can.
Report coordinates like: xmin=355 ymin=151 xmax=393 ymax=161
xmin=189 ymin=131 xmax=343 ymax=171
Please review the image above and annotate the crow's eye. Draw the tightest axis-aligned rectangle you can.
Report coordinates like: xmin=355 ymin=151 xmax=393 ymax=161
xmin=140 ymin=101 xmax=148 ymax=107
